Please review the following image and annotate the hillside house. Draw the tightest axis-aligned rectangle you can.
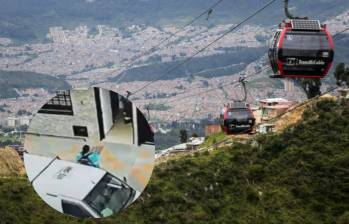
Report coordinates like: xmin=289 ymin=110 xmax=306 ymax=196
xmin=257 ymin=123 xmax=275 ymax=134
xmin=205 ymin=124 xmax=221 ymax=136
xmin=259 ymin=98 xmax=296 ymax=121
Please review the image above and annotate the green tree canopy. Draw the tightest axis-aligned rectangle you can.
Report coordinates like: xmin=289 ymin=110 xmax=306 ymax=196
xmin=296 ymin=78 xmax=322 ymax=99
xmin=334 ymin=63 xmax=349 ymax=87
xmin=179 ymin=129 xmax=188 ymax=143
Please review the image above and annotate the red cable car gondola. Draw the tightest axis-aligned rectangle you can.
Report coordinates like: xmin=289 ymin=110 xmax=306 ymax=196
xmin=269 ymin=1 xmax=334 ymax=78
xmin=220 ymin=102 xmax=255 ymax=135
xmin=219 ymin=77 xmax=255 ymax=135
xmin=269 ymin=19 xmax=334 ymax=78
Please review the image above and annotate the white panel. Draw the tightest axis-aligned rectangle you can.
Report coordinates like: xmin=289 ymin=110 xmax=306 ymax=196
xmin=27 ymin=154 xmax=106 ymax=200
xmin=24 ymin=153 xmax=55 ymax=182
xmin=99 ymin=88 xmax=113 ymax=136
xmin=132 ymin=104 xmax=138 ymax=146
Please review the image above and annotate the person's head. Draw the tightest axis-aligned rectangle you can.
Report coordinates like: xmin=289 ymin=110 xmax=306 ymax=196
xmin=82 ymin=145 xmax=90 ymax=155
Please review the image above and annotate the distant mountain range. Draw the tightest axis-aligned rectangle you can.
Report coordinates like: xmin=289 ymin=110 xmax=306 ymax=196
xmin=1 ymin=0 xmax=349 ymax=42
xmin=111 ymin=47 xmax=266 ymax=82
xmin=0 ymin=70 xmax=70 ymax=98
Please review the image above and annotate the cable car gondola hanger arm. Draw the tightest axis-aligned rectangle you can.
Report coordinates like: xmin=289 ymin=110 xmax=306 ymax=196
xmin=236 ymin=77 xmax=248 ymax=103
xmin=284 ymin=0 xmax=308 ymax=20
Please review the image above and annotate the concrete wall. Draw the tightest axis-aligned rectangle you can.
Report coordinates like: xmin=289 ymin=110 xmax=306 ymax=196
xmin=28 ymin=88 xmax=101 ymax=144
xmin=24 ymin=87 xmax=155 ymax=194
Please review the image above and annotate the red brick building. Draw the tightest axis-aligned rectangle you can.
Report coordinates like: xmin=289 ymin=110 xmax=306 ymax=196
xmin=205 ymin=124 xmax=221 ymax=136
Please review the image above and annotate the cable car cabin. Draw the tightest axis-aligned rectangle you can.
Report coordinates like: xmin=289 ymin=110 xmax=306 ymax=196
xmin=268 ymin=19 xmax=334 ymax=78
xmin=220 ymin=102 xmax=255 ymax=135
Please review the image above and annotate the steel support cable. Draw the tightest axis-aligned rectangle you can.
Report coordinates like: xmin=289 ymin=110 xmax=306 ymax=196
xmin=284 ymin=0 xmax=307 ymax=20
xmin=145 ymin=18 xmax=349 ymax=119
xmin=154 ymin=66 xmax=271 ymax=106
xmin=152 ymin=79 xmax=339 ymax=121
xmin=130 ymin=0 xmax=278 ymax=96
xmin=151 ymin=24 xmax=349 ymax=107
xmin=148 ymin=0 xmax=225 ymax=51
xmin=114 ymin=0 xmax=226 ymax=84
xmin=333 ymin=27 xmax=349 ymax=40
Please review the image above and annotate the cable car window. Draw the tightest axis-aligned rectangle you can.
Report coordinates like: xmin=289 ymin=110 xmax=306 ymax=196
xmin=62 ymin=200 xmax=92 ymax=218
xmin=84 ymin=174 xmax=134 ymax=217
xmin=227 ymin=109 xmax=251 ymax=120
xmin=283 ymin=32 xmax=329 ymax=50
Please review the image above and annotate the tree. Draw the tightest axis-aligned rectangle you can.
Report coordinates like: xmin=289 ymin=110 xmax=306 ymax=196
xmin=17 ymin=110 xmax=28 ymax=116
xmin=334 ymin=63 xmax=349 ymax=87
xmin=179 ymin=129 xmax=188 ymax=143
xmin=296 ymin=78 xmax=322 ymax=99
xmin=191 ymin=133 xmax=199 ymax=138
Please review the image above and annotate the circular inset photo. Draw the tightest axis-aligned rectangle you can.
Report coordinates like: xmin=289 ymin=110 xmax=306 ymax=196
xmin=23 ymin=87 xmax=155 ymax=218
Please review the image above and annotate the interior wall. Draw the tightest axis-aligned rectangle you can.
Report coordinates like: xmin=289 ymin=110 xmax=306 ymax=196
xmin=132 ymin=104 xmax=138 ymax=146
xmin=99 ymin=88 xmax=113 ymax=137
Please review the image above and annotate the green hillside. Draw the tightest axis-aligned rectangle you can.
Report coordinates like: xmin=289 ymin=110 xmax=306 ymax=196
xmin=0 ymin=70 xmax=71 ymax=98
xmin=0 ymin=98 xmax=349 ymax=223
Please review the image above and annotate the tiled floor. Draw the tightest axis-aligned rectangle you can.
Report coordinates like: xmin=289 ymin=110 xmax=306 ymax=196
xmin=103 ymin=119 xmax=133 ymax=145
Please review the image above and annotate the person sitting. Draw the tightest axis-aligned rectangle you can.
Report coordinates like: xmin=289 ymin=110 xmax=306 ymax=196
xmin=76 ymin=145 xmax=101 ymax=168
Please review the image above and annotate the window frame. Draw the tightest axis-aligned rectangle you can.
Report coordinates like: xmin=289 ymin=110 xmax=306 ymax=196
xmin=282 ymin=31 xmax=330 ymax=51
xmin=38 ymin=91 xmax=74 ymax=116
xmin=61 ymin=199 xmax=94 ymax=218
xmin=83 ymin=173 xmax=135 ymax=217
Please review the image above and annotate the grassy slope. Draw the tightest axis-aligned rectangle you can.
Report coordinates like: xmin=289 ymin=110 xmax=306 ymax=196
xmin=200 ymin=132 xmax=226 ymax=148
xmin=0 ymin=98 xmax=349 ymax=223
xmin=120 ymin=98 xmax=349 ymax=224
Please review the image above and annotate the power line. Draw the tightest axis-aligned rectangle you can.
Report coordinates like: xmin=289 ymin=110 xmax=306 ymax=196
xmin=146 ymin=26 xmax=344 ymax=117
xmin=156 ymin=66 xmax=271 ymax=106
xmin=333 ymin=27 xmax=349 ymax=40
xmin=114 ymin=0 xmax=226 ymax=84
xmin=145 ymin=23 xmax=349 ymax=108
xmin=130 ymin=0 xmax=278 ymax=96
xmin=144 ymin=15 xmax=348 ymax=120
xmin=148 ymin=0 xmax=225 ymax=52
xmin=154 ymin=81 xmax=342 ymax=124
xmin=139 ymin=5 xmax=348 ymax=112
